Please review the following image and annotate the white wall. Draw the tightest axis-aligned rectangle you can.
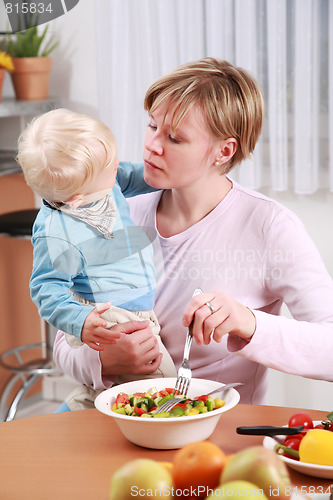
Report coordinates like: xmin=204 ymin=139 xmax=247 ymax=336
xmin=262 ymin=189 xmax=333 ymax=411
xmin=2 ymin=1 xmax=332 ymax=410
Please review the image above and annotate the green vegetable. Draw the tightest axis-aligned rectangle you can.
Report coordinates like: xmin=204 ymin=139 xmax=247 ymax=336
xmin=192 ymin=400 xmax=204 ymax=409
xmin=205 ymin=397 xmax=215 ymax=411
xmin=326 ymin=411 xmax=333 ymax=423
xmin=274 ymin=444 xmax=300 ymax=459
xmin=113 ymin=408 xmax=127 ymax=415
xmin=170 ymin=406 xmax=185 ymax=417
xmin=154 ymin=412 xmax=170 ymax=418
xmin=157 ymin=394 xmax=174 ymax=406
xmin=111 ymin=387 xmax=225 ymax=418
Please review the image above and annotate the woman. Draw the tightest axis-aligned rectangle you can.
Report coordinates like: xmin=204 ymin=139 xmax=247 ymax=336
xmin=53 ymin=58 xmax=333 ymax=406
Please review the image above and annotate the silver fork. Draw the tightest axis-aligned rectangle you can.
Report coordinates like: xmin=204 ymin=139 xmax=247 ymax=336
xmin=173 ymin=320 xmax=193 ymax=398
xmin=170 ymin=287 xmax=202 ymax=398
xmin=153 ymin=288 xmax=201 ymax=416
xmin=154 ymin=382 xmax=244 ymax=414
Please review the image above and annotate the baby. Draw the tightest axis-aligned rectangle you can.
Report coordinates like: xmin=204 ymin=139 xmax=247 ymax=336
xmin=17 ymin=108 xmax=176 ymax=407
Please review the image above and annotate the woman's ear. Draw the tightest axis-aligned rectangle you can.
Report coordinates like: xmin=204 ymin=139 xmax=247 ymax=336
xmin=215 ymin=138 xmax=238 ymax=166
xmin=66 ymin=194 xmax=84 ymax=209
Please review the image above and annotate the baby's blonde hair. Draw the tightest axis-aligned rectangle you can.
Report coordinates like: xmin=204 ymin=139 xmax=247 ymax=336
xmin=17 ymin=108 xmax=117 ymax=202
xmin=144 ymin=57 xmax=264 ymax=172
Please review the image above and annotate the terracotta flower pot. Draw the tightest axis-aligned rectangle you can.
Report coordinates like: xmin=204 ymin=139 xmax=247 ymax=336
xmin=11 ymin=57 xmax=52 ymax=101
xmin=0 ymin=68 xmax=5 ymax=103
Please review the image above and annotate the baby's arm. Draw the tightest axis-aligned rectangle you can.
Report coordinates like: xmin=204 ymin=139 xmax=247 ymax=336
xmin=81 ymin=302 xmax=121 ymax=351
xmin=117 ymin=161 xmax=159 ymax=197
xmin=31 ymin=220 xmax=96 ymax=339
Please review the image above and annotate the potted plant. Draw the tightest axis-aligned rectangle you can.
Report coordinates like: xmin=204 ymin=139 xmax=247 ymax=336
xmin=3 ymin=22 xmax=58 ymax=101
xmin=0 ymin=50 xmax=14 ymax=102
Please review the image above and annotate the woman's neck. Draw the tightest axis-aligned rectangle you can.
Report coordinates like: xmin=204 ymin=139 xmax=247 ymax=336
xmin=156 ymin=175 xmax=232 ymax=238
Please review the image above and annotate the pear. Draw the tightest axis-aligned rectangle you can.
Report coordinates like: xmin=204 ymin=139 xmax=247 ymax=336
xmin=207 ymin=480 xmax=269 ymax=499
xmin=109 ymin=458 xmax=173 ymax=500
xmin=220 ymin=446 xmax=291 ymax=499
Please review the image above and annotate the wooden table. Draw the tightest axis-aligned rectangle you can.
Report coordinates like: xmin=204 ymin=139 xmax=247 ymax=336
xmin=0 ymin=405 xmax=331 ymax=500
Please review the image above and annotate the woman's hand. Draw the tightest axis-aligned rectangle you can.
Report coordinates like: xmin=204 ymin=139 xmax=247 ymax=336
xmin=99 ymin=320 xmax=162 ymax=377
xmin=182 ymin=290 xmax=256 ymax=345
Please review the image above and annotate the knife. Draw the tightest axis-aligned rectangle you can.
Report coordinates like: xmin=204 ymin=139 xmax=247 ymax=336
xmin=236 ymin=425 xmax=304 ymax=436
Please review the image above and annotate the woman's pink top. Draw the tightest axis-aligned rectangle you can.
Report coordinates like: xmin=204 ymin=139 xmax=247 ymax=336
xmin=53 ymin=181 xmax=333 ymax=403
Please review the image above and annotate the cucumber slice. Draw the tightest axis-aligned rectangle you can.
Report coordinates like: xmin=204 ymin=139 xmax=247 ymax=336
xmin=170 ymin=406 xmax=185 ymax=417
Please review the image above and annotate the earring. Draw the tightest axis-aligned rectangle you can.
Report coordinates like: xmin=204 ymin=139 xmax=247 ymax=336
xmin=215 ymin=160 xmax=220 ymax=167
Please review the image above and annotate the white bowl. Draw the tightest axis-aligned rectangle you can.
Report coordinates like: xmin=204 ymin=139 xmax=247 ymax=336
xmin=95 ymin=377 xmax=240 ymax=449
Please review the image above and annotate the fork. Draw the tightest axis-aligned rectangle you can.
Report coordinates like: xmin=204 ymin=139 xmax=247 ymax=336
xmin=173 ymin=319 xmax=194 ymax=398
xmin=154 ymin=382 xmax=244 ymax=414
xmin=154 ymin=288 xmax=201 ymax=416
xmin=169 ymin=287 xmax=203 ymax=398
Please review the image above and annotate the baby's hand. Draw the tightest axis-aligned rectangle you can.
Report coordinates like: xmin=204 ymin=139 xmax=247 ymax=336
xmin=81 ymin=302 xmax=120 ymax=351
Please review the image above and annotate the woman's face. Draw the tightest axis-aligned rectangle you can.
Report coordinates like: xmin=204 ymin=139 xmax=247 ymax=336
xmin=143 ymin=103 xmax=221 ymax=190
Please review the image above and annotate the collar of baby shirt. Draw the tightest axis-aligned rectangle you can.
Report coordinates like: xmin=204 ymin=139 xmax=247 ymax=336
xmin=49 ymin=194 xmax=117 ymax=239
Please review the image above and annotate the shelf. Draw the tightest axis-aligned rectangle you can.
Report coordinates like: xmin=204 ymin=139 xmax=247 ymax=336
xmin=0 ymin=149 xmax=21 ymax=177
xmin=0 ymin=97 xmax=61 ymax=176
xmin=0 ymin=97 xmax=61 ymax=118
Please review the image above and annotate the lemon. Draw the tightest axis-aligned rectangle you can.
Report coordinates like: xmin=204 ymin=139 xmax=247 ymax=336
xmin=299 ymin=429 xmax=333 ymax=466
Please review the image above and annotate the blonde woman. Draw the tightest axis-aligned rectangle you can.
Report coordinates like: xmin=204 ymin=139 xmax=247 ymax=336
xmin=53 ymin=59 xmax=333 ymax=408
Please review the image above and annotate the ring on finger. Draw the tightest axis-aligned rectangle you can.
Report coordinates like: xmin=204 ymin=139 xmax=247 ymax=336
xmin=205 ymin=301 xmax=215 ymax=314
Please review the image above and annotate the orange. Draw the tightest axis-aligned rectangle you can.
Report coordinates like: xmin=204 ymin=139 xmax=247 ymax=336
xmin=172 ymin=441 xmax=227 ymax=497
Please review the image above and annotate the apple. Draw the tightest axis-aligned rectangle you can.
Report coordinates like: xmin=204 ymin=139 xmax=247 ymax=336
xmin=109 ymin=458 xmax=173 ymax=500
xmin=206 ymin=480 xmax=269 ymax=499
xmin=220 ymin=446 xmax=291 ymax=499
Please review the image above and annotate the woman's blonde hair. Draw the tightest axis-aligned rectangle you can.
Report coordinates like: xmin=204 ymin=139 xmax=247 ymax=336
xmin=144 ymin=57 xmax=264 ymax=172
xmin=17 ymin=108 xmax=117 ymax=202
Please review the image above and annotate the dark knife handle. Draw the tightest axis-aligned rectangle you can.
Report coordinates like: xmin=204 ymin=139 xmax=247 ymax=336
xmin=236 ymin=425 xmax=304 ymax=436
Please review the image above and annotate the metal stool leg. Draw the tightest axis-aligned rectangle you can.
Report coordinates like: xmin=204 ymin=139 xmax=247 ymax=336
xmin=0 ymin=341 xmax=62 ymax=422
xmin=0 ymin=211 xmax=63 ymax=420
xmin=0 ymin=371 xmax=42 ymax=422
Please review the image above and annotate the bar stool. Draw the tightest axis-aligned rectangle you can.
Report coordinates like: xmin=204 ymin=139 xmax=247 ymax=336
xmin=0 ymin=209 xmax=61 ymax=421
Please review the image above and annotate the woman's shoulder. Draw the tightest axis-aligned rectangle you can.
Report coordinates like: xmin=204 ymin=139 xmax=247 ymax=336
xmin=231 ymin=180 xmax=301 ymax=223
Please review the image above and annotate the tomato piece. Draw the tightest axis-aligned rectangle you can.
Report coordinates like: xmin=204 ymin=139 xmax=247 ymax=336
xmin=133 ymin=392 xmax=146 ymax=397
xmin=288 ymin=412 xmax=313 ymax=434
xmin=133 ymin=406 xmax=147 ymax=415
xmin=174 ymin=402 xmax=189 ymax=409
xmin=116 ymin=394 xmax=130 ymax=406
xmin=165 ymin=388 xmax=175 ymax=394
xmin=285 ymin=433 xmax=303 ymax=442
xmin=158 ymin=390 xmax=169 ymax=397
xmin=197 ymin=395 xmax=209 ymax=402
xmin=284 ymin=437 xmax=301 ymax=455
xmin=314 ymin=421 xmax=333 ymax=431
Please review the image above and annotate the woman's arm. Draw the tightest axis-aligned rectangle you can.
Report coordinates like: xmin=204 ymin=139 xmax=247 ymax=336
xmin=53 ymin=320 xmax=162 ymax=389
xmin=53 ymin=331 xmax=106 ymax=390
xmin=183 ymin=209 xmax=333 ymax=381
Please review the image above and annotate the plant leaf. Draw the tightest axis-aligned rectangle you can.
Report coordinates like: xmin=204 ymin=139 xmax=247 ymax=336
xmin=2 ymin=21 xmax=57 ymax=57
xmin=327 ymin=411 xmax=333 ymax=423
